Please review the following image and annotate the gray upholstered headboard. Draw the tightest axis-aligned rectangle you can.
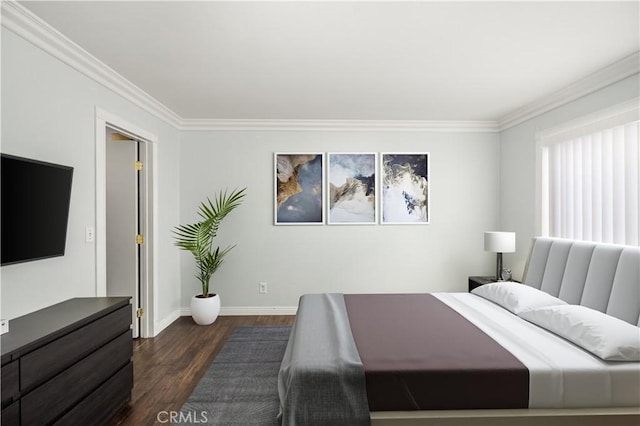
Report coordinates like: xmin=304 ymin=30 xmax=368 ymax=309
xmin=523 ymin=237 xmax=640 ymax=326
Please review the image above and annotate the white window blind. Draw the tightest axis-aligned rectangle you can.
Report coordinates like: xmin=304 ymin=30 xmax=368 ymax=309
xmin=538 ymin=100 xmax=640 ymax=246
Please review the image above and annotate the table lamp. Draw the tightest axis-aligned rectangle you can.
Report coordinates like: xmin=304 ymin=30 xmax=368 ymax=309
xmin=484 ymin=231 xmax=516 ymax=281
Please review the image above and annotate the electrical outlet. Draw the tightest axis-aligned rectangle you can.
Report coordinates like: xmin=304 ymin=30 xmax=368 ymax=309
xmin=259 ymin=282 xmax=268 ymax=294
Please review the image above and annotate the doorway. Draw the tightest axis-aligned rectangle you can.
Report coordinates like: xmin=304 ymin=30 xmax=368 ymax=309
xmin=105 ymin=127 xmax=146 ymax=337
xmin=96 ymin=108 xmax=156 ymax=338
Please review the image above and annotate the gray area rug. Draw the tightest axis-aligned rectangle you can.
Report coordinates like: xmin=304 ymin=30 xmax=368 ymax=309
xmin=178 ymin=326 xmax=291 ymax=425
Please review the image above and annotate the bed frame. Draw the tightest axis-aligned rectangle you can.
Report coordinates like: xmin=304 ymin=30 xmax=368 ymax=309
xmin=370 ymin=237 xmax=640 ymax=426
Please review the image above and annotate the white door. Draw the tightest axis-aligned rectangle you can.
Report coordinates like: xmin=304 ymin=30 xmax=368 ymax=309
xmin=106 ymin=128 xmax=141 ymax=337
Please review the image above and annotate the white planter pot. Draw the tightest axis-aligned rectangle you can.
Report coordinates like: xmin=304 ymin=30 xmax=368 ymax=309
xmin=190 ymin=293 xmax=221 ymax=325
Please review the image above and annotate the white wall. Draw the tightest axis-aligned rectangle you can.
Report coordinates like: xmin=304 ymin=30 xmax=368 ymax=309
xmin=180 ymin=130 xmax=501 ymax=310
xmin=1 ymin=28 xmax=182 ymax=331
xmin=500 ymin=74 xmax=640 ymax=279
xmin=2 ymin=18 xmax=501 ymax=323
xmin=7 ymin=7 xmax=633 ymax=322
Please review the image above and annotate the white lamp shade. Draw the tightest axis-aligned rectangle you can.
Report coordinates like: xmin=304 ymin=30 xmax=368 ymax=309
xmin=484 ymin=231 xmax=516 ymax=253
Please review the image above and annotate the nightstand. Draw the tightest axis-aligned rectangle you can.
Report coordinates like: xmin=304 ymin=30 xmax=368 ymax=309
xmin=468 ymin=276 xmax=498 ymax=292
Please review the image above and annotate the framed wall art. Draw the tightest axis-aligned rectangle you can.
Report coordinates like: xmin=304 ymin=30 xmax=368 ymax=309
xmin=327 ymin=152 xmax=377 ymax=224
xmin=381 ymin=152 xmax=430 ymax=224
xmin=274 ymin=153 xmax=325 ymax=225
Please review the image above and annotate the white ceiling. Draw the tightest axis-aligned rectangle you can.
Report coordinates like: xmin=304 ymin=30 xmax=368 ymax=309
xmin=19 ymin=1 xmax=640 ymax=122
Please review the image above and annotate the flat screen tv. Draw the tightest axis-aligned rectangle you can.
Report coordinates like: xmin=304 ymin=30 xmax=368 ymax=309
xmin=1 ymin=154 xmax=74 ymax=266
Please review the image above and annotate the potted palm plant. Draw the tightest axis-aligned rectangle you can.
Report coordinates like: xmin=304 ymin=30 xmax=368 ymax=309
xmin=173 ymin=187 xmax=246 ymax=325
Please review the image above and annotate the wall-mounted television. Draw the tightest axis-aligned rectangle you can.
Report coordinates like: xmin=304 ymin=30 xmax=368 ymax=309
xmin=1 ymin=154 xmax=74 ymax=266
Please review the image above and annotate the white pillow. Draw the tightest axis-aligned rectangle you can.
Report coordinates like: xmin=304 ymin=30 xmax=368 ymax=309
xmin=471 ymin=281 xmax=567 ymax=315
xmin=519 ymin=305 xmax=640 ymax=361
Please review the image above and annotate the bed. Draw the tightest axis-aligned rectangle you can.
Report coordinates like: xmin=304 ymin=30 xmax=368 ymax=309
xmin=277 ymin=237 xmax=640 ymax=426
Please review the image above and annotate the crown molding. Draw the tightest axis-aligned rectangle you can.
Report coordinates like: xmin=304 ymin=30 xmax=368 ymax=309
xmin=1 ymin=0 xmax=183 ymax=128
xmin=178 ymin=118 xmax=499 ymax=132
xmin=497 ymin=52 xmax=640 ymax=131
xmin=3 ymin=1 xmax=636 ymax=134
xmin=0 ymin=1 xmax=497 ymax=133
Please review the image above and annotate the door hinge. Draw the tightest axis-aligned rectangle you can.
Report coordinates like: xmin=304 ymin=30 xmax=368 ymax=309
xmin=136 ymin=308 xmax=144 ymax=318
xmin=136 ymin=234 xmax=144 ymax=245
xmin=135 ymin=160 xmax=144 ymax=171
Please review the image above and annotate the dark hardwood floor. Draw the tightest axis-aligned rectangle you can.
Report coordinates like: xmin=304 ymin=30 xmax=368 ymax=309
xmin=109 ymin=315 xmax=295 ymax=426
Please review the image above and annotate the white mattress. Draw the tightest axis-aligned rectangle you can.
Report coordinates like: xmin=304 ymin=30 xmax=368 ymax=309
xmin=435 ymin=292 xmax=640 ymax=408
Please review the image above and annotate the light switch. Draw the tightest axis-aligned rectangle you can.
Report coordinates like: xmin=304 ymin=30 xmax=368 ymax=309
xmin=85 ymin=226 xmax=95 ymax=242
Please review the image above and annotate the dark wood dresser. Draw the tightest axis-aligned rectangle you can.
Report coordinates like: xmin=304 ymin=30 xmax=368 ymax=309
xmin=1 ymin=297 xmax=133 ymax=425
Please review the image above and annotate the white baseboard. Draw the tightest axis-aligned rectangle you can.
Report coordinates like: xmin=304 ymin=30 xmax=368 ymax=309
xmin=152 ymin=309 xmax=181 ymax=337
xmin=221 ymin=306 xmax=298 ymax=316
xmin=180 ymin=306 xmax=297 ymax=317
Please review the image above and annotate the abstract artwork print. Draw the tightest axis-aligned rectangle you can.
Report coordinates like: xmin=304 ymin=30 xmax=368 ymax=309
xmin=274 ymin=153 xmax=324 ymax=224
xmin=381 ymin=153 xmax=429 ymax=224
xmin=328 ymin=153 xmax=377 ymax=224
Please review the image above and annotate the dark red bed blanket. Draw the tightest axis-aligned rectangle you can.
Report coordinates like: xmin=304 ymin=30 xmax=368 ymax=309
xmin=344 ymin=293 xmax=529 ymax=411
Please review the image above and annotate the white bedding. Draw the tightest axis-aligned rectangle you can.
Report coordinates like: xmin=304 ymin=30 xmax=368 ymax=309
xmin=435 ymin=292 xmax=640 ymax=408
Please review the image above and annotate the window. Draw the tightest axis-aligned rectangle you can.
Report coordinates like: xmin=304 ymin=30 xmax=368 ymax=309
xmin=537 ymin=100 xmax=639 ymax=246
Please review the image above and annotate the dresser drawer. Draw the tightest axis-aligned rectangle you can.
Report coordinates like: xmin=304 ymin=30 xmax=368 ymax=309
xmin=55 ymin=361 xmax=133 ymax=426
xmin=1 ymin=400 xmax=19 ymax=426
xmin=21 ymin=304 xmax=131 ymax=391
xmin=1 ymin=360 xmax=19 ymax=406
xmin=21 ymin=330 xmax=132 ymax=425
